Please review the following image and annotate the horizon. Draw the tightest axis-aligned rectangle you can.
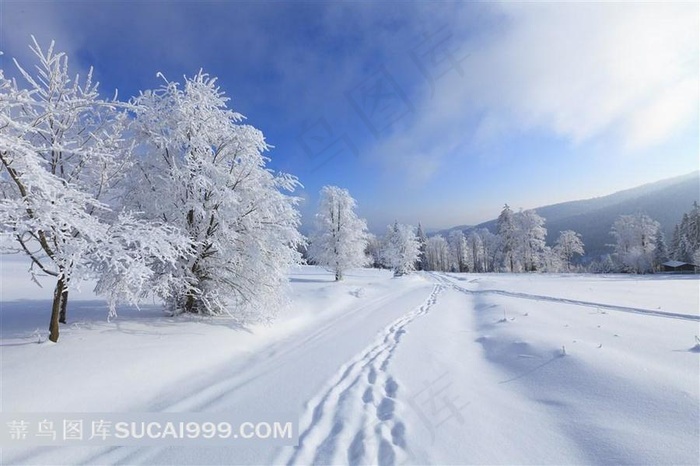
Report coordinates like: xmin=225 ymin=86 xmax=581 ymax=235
xmin=1 ymin=2 xmax=698 ymax=233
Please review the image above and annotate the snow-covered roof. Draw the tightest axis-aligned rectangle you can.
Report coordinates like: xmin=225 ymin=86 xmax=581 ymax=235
xmin=662 ymin=260 xmax=692 ymax=267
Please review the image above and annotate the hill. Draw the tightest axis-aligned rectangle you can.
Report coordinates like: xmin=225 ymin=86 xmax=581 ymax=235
xmin=439 ymin=171 xmax=699 ymax=259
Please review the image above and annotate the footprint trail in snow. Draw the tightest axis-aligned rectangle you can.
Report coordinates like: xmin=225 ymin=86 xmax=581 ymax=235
xmin=281 ymin=284 xmax=444 ymax=466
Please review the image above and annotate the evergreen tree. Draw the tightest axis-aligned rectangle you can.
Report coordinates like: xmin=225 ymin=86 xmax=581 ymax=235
xmin=679 ymin=202 xmax=700 ymax=262
xmin=653 ymin=231 xmax=669 ymax=270
xmin=669 ymin=203 xmax=700 ymax=263
xmin=416 ymin=222 xmax=427 ymax=271
xmin=670 ymin=224 xmax=682 ymax=260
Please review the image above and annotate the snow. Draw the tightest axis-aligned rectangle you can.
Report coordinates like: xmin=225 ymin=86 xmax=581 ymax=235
xmin=1 ymin=262 xmax=698 ymax=465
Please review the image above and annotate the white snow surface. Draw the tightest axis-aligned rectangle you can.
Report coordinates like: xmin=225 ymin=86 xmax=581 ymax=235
xmin=1 ymin=261 xmax=698 ymax=465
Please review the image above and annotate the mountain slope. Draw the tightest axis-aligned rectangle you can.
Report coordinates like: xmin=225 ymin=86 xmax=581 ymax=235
xmin=441 ymin=171 xmax=699 ymax=259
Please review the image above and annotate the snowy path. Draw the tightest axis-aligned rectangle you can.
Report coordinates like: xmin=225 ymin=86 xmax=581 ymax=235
xmin=281 ymin=284 xmax=444 ymax=466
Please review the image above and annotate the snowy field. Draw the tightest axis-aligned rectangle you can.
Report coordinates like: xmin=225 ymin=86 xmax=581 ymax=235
xmin=1 ymin=263 xmax=699 ymax=465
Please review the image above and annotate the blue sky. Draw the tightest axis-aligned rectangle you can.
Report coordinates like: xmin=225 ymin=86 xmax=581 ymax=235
xmin=1 ymin=1 xmax=698 ymax=233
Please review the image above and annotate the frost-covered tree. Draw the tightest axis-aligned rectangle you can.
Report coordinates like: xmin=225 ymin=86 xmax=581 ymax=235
xmin=0 ymin=39 xmax=183 ymax=341
xmin=590 ymin=253 xmax=617 ymax=273
xmin=541 ymin=246 xmax=564 ymax=272
xmin=554 ymin=230 xmax=585 ymax=271
xmin=653 ymin=231 xmax=669 ymax=271
xmin=127 ymin=71 xmax=303 ymax=321
xmin=480 ymin=228 xmax=501 ymax=273
xmin=497 ymin=204 xmax=517 ymax=272
xmin=448 ymin=230 xmax=468 ymax=272
xmin=381 ymin=223 xmax=420 ymax=276
xmin=670 ymin=224 xmax=682 ymax=262
xmin=365 ymin=233 xmax=383 ymax=269
xmin=416 ymin=222 xmax=427 ymax=271
xmin=514 ymin=209 xmax=547 ymax=272
xmin=466 ymin=230 xmax=484 ymax=272
xmin=424 ymin=235 xmax=451 ymax=271
xmin=671 ymin=202 xmax=700 ymax=263
xmin=610 ymin=213 xmax=660 ymax=274
xmin=308 ymin=186 xmax=368 ymax=281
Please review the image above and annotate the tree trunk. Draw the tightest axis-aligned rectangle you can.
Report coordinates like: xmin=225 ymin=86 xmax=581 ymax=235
xmin=59 ymin=289 xmax=69 ymax=323
xmin=185 ymin=292 xmax=196 ymax=313
xmin=335 ymin=269 xmax=342 ymax=281
xmin=49 ymin=277 xmax=66 ymax=342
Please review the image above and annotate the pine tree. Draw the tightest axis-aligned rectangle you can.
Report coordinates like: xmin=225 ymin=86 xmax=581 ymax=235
xmin=670 ymin=224 xmax=682 ymax=260
xmin=653 ymin=231 xmax=669 ymax=270
xmin=678 ymin=202 xmax=700 ymax=262
xmin=416 ymin=222 xmax=427 ymax=271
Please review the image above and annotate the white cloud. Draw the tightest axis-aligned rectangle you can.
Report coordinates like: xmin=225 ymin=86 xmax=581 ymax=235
xmin=371 ymin=1 xmax=699 ymax=181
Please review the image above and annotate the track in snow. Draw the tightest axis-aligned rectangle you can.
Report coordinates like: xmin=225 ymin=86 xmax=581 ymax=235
xmin=281 ymin=284 xmax=444 ymax=466
xmin=68 ymin=287 xmax=424 ymax=466
xmin=431 ymin=273 xmax=698 ymax=322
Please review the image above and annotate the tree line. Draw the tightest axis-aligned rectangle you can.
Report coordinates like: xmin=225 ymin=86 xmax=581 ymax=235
xmin=307 ymin=190 xmax=700 ymax=278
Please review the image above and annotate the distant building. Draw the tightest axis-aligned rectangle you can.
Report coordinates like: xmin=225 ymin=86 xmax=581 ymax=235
xmin=661 ymin=260 xmax=698 ymax=273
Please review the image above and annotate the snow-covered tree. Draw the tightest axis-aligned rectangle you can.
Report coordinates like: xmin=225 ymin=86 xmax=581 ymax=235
xmin=466 ymin=230 xmax=484 ymax=272
xmin=493 ymin=205 xmax=548 ymax=273
xmin=365 ymin=233 xmax=383 ymax=269
xmin=670 ymin=224 xmax=682 ymax=262
xmin=653 ymin=231 xmax=669 ymax=271
xmin=0 ymin=39 xmax=184 ymax=341
xmin=448 ymin=230 xmax=468 ymax=272
xmin=541 ymin=246 xmax=564 ymax=272
xmin=610 ymin=213 xmax=660 ymax=274
xmin=590 ymin=253 xmax=617 ymax=273
xmin=554 ymin=230 xmax=585 ymax=271
xmin=671 ymin=202 xmax=700 ymax=263
xmin=126 ymin=71 xmax=304 ymax=321
xmin=381 ymin=223 xmax=420 ymax=276
xmin=480 ymin=228 xmax=501 ymax=273
xmin=424 ymin=235 xmax=451 ymax=271
xmin=497 ymin=204 xmax=517 ymax=272
xmin=416 ymin=222 xmax=427 ymax=271
xmin=308 ymin=186 xmax=368 ymax=281
xmin=514 ymin=209 xmax=547 ymax=272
